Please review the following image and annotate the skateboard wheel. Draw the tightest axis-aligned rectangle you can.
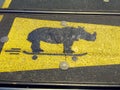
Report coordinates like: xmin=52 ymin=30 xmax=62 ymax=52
xmin=32 ymin=55 xmax=38 ymax=60
xmin=59 ymin=61 xmax=69 ymax=70
xmin=72 ymin=56 xmax=78 ymax=61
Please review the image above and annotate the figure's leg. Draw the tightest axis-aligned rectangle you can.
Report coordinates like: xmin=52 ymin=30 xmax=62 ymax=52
xmin=31 ymin=41 xmax=44 ymax=53
xmin=63 ymin=40 xmax=74 ymax=53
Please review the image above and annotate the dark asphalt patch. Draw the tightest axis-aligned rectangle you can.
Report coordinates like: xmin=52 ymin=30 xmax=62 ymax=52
xmin=0 ymin=0 xmax=4 ymax=7
xmin=9 ymin=0 xmax=120 ymax=11
xmin=0 ymin=65 xmax=120 ymax=84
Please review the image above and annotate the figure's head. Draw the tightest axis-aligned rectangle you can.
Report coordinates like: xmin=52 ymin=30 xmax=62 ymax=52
xmin=76 ymin=27 xmax=97 ymax=41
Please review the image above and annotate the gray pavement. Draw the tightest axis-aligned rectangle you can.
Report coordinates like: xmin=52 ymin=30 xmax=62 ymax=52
xmin=0 ymin=0 xmax=119 ymax=11
xmin=0 ymin=0 xmax=120 ymax=86
xmin=0 ymin=0 xmax=4 ymax=7
xmin=9 ymin=0 xmax=120 ymax=11
xmin=0 ymin=65 xmax=120 ymax=84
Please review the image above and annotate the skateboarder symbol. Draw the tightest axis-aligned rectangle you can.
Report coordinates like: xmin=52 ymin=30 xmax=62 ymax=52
xmin=23 ymin=26 xmax=97 ymax=60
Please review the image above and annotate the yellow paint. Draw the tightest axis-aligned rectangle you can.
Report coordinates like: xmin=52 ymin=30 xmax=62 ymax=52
xmin=0 ymin=15 xmax=3 ymax=21
xmin=0 ymin=0 xmax=11 ymax=22
xmin=0 ymin=17 xmax=120 ymax=72
xmin=2 ymin=0 xmax=12 ymax=8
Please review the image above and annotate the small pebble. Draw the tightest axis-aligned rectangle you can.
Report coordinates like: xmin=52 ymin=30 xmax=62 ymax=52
xmin=59 ymin=61 xmax=69 ymax=70
xmin=0 ymin=36 xmax=9 ymax=43
xmin=61 ymin=21 xmax=67 ymax=26
xmin=103 ymin=0 xmax=110 ymax=2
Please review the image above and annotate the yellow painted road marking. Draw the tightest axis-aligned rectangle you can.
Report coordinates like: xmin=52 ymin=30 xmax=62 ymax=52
xmin=0 ymin=17 xmax=120 ymax=72
xmin=0 ymin=0 xmax=12 ymax=22
xmin=2 ymin=0 xmax=12 ymax=8
xmin=0 ymin=15 xmax=3 ymax=21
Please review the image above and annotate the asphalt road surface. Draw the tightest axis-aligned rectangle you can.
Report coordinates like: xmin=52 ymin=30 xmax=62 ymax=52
xmin=0 ymin=0 xmax=120 ymax=86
